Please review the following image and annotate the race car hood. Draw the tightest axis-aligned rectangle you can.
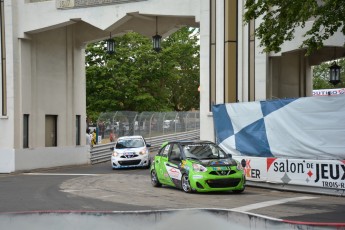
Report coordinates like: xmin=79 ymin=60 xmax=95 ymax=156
xmin=115 ymin=147 xmax=145 ymax=153
xmin=199 ymin=158 xmax=237 ymax=167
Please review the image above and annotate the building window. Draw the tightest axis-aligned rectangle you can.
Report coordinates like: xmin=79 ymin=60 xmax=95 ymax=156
xmin=76 ymin=115 xmax=81 ymax=146
xmin=23 ymin=114 xmax=29 ymax=148
xmin=45 ymin=115 xmax=57 ymax=147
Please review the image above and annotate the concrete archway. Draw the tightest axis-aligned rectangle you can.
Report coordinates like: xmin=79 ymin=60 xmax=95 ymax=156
xmin=0 ymin=0 xmax=201 ymax=173
xmin=268 ymin=46 xmax=345 ymax=99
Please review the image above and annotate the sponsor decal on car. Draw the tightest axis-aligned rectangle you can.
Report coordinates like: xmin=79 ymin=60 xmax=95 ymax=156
xmin=180 ymin=160 xmax=190 ymax=170
xmin=212 ymin=166 xmax=229 ymax=171
xmin=193 ymin=175 xmax=203 ymax=179
xmin=210 ymin=160 xmax=229 ymax=166
xmin=165 ymin=164 xmax=182 ymax=180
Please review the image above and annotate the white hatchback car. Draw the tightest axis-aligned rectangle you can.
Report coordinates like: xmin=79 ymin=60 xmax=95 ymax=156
xmin=111 ymin=136 xmax=151 ymax=169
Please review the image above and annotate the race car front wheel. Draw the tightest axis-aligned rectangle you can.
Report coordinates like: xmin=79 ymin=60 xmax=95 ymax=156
xmin=151 ymin=170 xmax=162 ymax=187
xmin=181 ymin=174 xmax=192 ymax=193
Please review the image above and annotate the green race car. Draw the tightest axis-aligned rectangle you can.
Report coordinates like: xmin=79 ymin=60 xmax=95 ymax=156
xmin=150 ymin=140 xmax=246 ymax=193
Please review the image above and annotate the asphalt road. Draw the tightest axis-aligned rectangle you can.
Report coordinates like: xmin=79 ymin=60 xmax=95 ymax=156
xmin=0 ymin=162 xmax=344 ymax=225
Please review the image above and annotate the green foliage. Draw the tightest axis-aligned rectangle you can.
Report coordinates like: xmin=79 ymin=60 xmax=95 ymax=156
xmin=85 ymin=27 xmax=200 ymax=122
xmin=313 ymin=58 xmax=345 ymax=89
xmin=244 ymin=0 xmax=345 ymax=55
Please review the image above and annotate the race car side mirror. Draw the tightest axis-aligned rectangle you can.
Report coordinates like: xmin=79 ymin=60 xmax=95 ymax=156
xmin=241 ymin=159 xmax=246 ymax=168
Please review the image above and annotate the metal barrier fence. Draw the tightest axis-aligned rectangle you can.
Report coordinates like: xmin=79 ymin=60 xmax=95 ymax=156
xmin=90 ymin=111 xmax=200 ymax=144
xmin=90 ymin=129 xmax=200 ymax=164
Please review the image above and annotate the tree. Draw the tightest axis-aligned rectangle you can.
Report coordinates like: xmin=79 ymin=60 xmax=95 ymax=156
xmin=85 ymin=27 xmax=200 ymax=122
xmin=161 ymin=27 xmax=200 ymax=111
xmin=243 ymin=0 xmax=345 ymax=55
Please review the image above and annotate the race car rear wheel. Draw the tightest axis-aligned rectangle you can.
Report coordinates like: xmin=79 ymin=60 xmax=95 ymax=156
xmin=181 ymin=174 xmax=192 ymax=193
xmin=151 ymin=169 xmax=162 ymax=187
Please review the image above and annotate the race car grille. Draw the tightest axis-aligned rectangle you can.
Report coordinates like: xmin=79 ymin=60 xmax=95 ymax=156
xmin=120 ymin=153 xmax=138 ymax=158
xmin=209 ymin=170 xmax=236 ymax=176
xmin=206 ymin=178 xmax=241 ymax=188
xmin=118 ymin=160 xmax=141 ymax=166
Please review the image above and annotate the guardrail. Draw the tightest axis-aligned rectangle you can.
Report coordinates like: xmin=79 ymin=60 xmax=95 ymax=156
xmin=90 ymin=129 xmax=200 ymax=164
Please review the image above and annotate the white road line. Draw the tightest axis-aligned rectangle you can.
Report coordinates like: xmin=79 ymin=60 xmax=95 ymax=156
xmin=61 ymin=189 xmax=101 ymax=193
xmin=230 ymin=196 xmax=317 ymax=212
xmin=99 ymin=195 xmax=117 ymax=198
xmin=24 ymin=173 xmax=100 ymax=176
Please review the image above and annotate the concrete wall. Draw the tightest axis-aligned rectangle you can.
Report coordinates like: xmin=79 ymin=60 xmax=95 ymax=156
xmin=21 ymin=26 xmax=86 ymax=148
xmin=0 ymin=209 xmax=335 ymax=230
xmin=15 ymin=146 xmax=89 ymax=172
xmin=199 ymin=0 xmax=212 ymax=141
xmin=16 ymin=0 xmax=201 ymax=38
xmin=0 ymin=1 xmax=15 ymax=150
xmin=269 ymin=51 xmax=314 ymax=99
xmin=1 ymin=0 xmax=202 ymax=173
xmin=0 ymin=149 xmax=15 ymax=173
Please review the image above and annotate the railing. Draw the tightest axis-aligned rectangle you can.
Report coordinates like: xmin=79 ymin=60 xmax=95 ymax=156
xmin=91 ymin=111 xmax=200 ymax=143
xmin=90 ymin=129 xmax=200 ymax=164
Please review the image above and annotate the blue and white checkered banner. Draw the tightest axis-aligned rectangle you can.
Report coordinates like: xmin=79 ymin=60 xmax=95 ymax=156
xmin=212 ymin=95 xmax=345 ymax=160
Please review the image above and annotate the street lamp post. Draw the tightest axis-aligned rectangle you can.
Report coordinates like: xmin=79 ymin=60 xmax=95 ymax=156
xmin=152 ymin=16 xmax=161 ymax=52
xmin=329 ymin=61 xmax=341 ymax=86
xmin=106 ymin=33 xmax=115 ymax=54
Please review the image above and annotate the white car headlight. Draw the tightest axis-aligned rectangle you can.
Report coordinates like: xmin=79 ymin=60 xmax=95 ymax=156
xmin=192 ymin=163 xmax=207 ymax=172
xmin=112 ymin=151 xmax=121 ymax=157
xmin=139 ymin=148 xmax=147 ymax=155
xmin=236 ymin=161 xmax=243 ymax=171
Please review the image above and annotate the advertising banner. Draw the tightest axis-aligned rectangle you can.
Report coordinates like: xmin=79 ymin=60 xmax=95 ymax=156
xmin=233 ymin=156 xmax=267 ymax=182
xmin=267 ymin=158 xmax=345 ymax=190
xmin=213 ymin=95 xmax=345 ymax=160
xmin=233 ymin=156 xmax=345 ymax=190
xmin=313 ymin=88 xmax=345 ymax=96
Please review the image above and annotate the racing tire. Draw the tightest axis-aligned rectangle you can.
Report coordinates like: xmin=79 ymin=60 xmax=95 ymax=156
xmin=151 ymin=170 xmax=162 ymax=187
xmin=181 ymin=174 xmax=192 ymax=193
xmin=145 ymin=159 xmax=151 ymax=169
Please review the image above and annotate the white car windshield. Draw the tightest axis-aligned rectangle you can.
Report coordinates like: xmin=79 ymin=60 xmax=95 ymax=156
xmin=116 ymin=138 xmax=145 ymax=149
xmin=182 ymin=143 xmax=228 ymax=160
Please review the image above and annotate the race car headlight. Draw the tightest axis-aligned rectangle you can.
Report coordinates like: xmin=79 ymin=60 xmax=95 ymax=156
xmin=192 ymin=164 xmax=207 ymax=172
xmin=112 ymin=151 xmax=121 ymax=157
xmin=139 ymin=148 xmax=147 ymax=155
xmin=236 ymin=161 xmax=243 ymax=171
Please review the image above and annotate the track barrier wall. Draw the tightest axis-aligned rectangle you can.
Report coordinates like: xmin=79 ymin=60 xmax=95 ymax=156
xmin=1 ymin=209 xmax=343 ymax=230
xmin=233 ymin=156 xmax=345 ymax=196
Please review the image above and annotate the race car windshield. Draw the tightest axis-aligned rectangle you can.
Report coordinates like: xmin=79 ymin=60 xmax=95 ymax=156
xmin=115 ymin=139 xmax=145 ymax=149
xmin=182 ymin=143 xmax=228 ymax=160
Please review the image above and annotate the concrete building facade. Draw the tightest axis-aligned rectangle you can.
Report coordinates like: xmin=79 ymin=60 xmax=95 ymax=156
xmin=0 ymin=0 xmax=344 ymax=173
